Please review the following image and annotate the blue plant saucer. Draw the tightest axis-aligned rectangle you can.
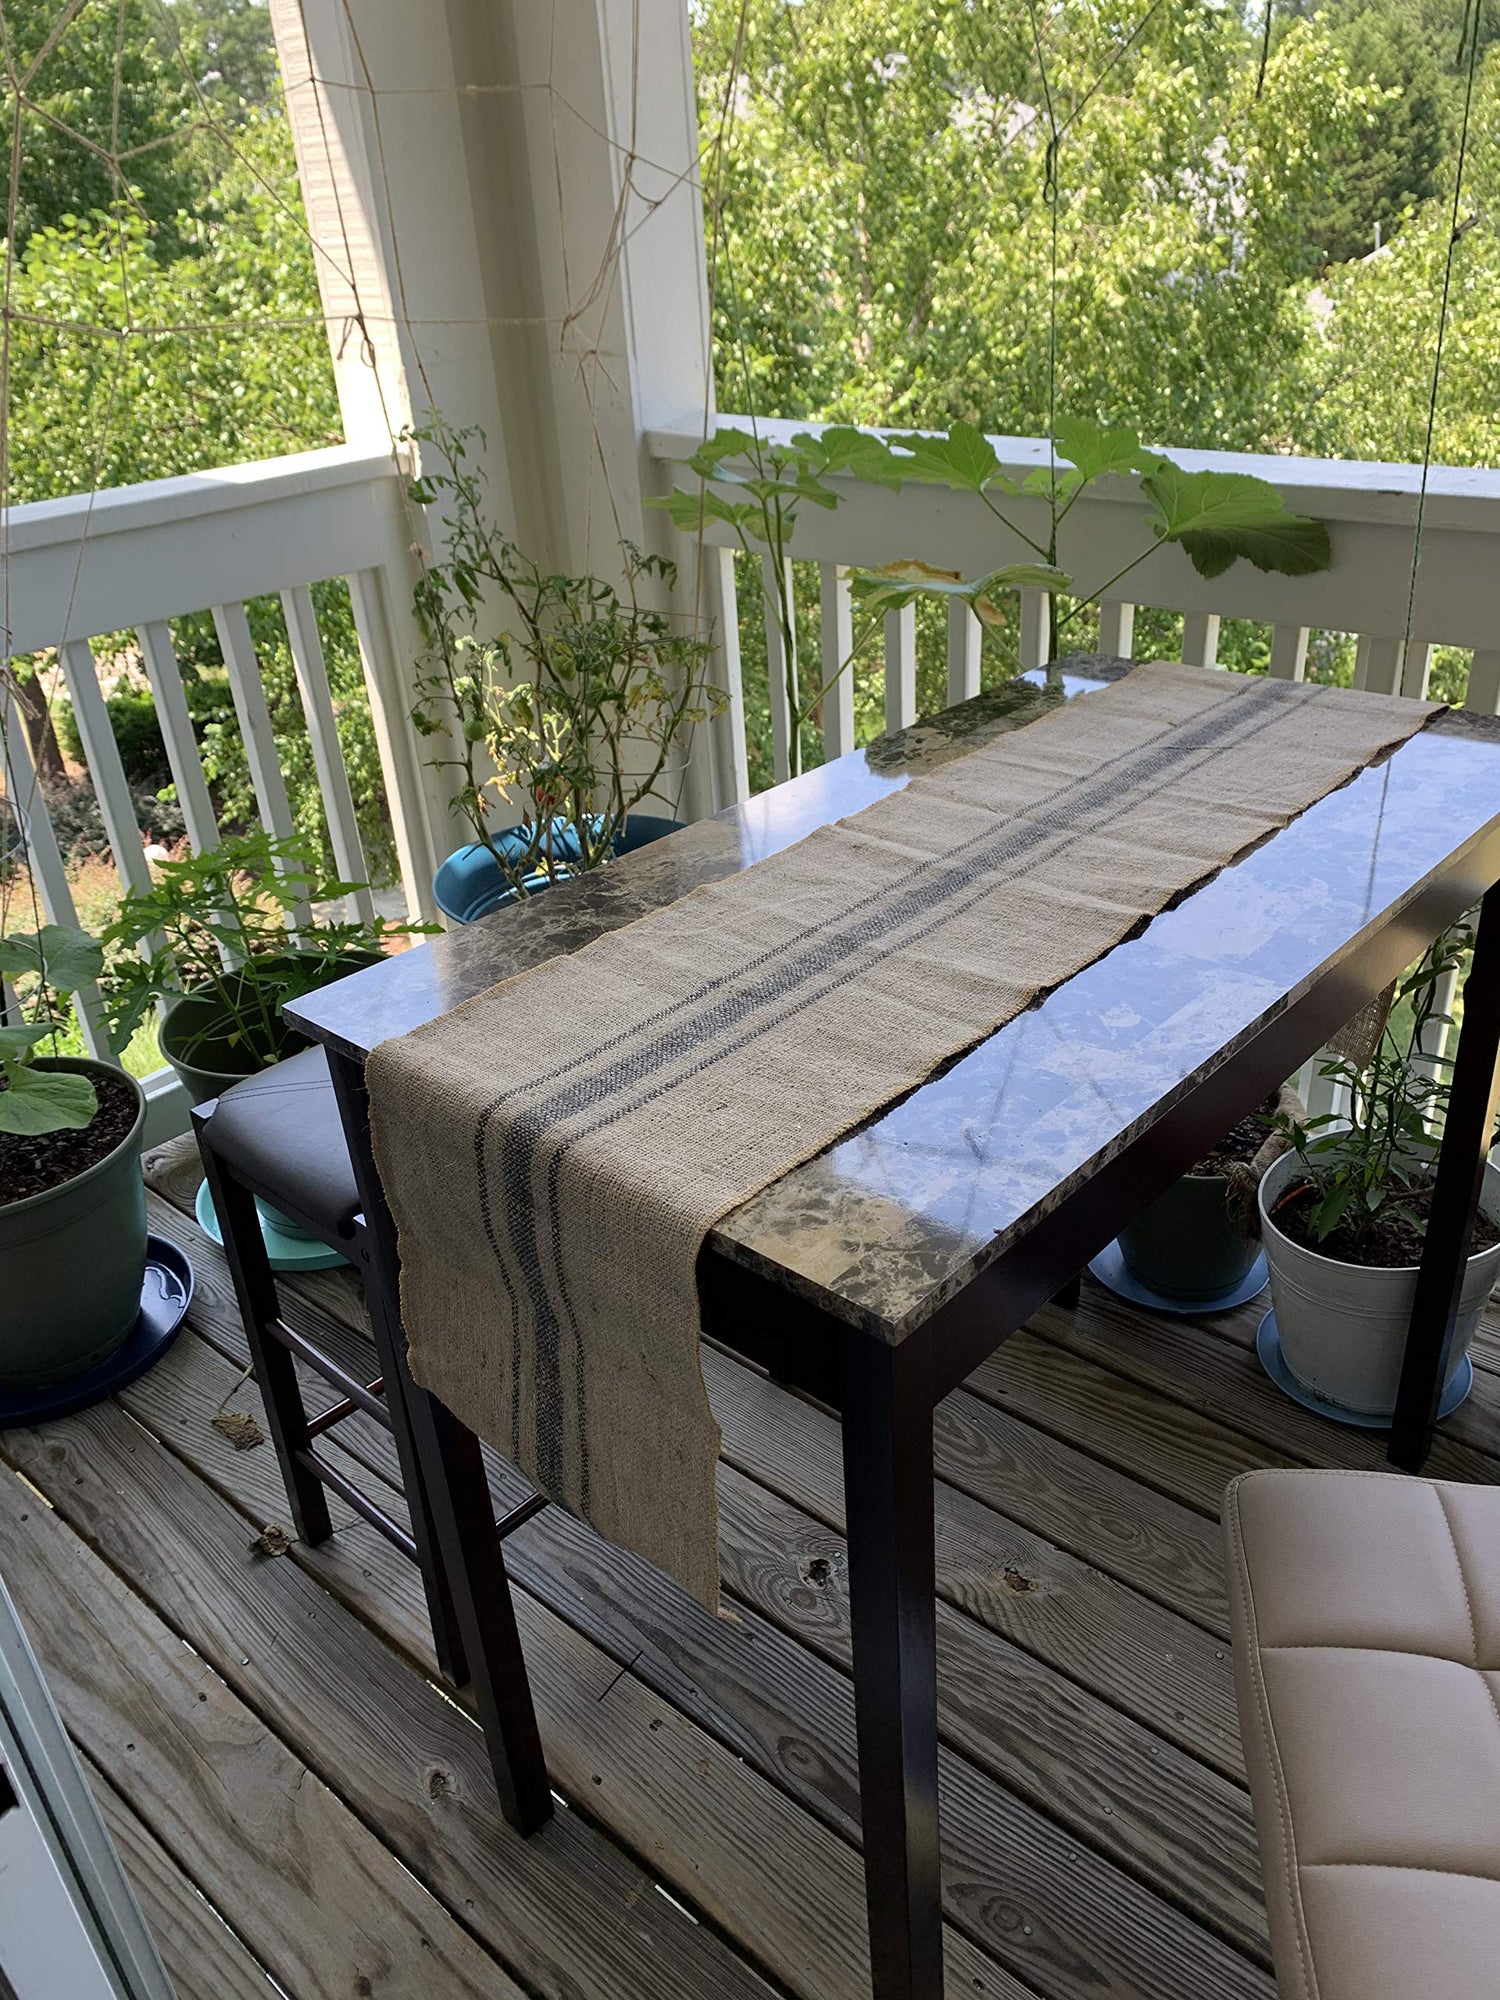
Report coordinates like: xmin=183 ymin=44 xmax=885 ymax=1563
xmin=0 ymin=1235 xmax=193 ymax=1429
xmin=1256 ymin=1308 xmax=1474 ymax=1429
xmin=194 ymin=1176 xmax=349 ymax=1272
xmin=1087 ymin=1239 xmax=1270 ymax=1316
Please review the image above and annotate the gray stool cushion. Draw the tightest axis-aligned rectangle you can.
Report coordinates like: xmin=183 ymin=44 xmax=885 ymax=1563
xmin=207 ymin=1047 xmax=360 ymax=1239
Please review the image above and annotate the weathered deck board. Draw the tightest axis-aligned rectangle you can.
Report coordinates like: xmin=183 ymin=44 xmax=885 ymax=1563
xmin=12 ymin=1365 xmax=1026 ymax=2000
xmin=106 ymin=1323 xmax=1268 ymax=2000
xmin=1019 ymin=1284 xmax=1500 ymax=1493
xmin=933 ymin=1389 xmax=1230 ymax=1635
xmin=0 ymin=1469 xmax=529 ymax=2000
xmin=86 ymin=1757 xmax=284 ymax=2000
xmin=42 ymin=1129 xmax=1491 ymax=1999
xmin=122 ymin=1245 xmax=1269 ymax=1968
xmin=704 ymin=1344 xmax=1245 ymax=1777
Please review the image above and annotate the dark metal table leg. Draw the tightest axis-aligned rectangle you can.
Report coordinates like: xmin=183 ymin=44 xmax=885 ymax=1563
xmin=1390 ymin=884 xmax=1500 ymax=1470
xmin=840 ymin=1327 xmax=943 ymax=2000
xmin=194 ymin=1108 xmax=333 ymax=1546
xmin=326 ymin=1048 xmax=553 ymax=1836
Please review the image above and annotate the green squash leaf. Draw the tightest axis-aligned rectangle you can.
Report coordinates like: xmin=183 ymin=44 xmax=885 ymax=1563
xmin=0 ymin=1025 xmax=50 ymax=1057
xmin=0 ymin=1064 xmax=98 ymax=1136
xmin=684 ymin=427 xmax=761 ymax=477
xmin=850 ymin=558 xmax=1072 ymax=624
xmin=1141 ymin=463 xmax=1332 ymax=579
xmin=0 ymin=924 xmax=103 ymax=995
xmin=648 ymin=487 xmax=759 ymax=534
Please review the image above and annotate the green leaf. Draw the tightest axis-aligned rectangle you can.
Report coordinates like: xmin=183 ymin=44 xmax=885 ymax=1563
xmin=885 ymin=421 xmax=1011 ymax=494
xmin=798 ymin=426 xmax=903 ymax=489
xmin=648 ymin=487 xmax=758 ymax=534
xmin=1053 ymin=414 xmax=1163 ymax=485
xmin=850 ymin=559 xmax=1072 ymax=625
xmin=1141 ymin=463 xmax=1333 ymax=579
xmin=0 ymin=1025 xmax=50 ymax=1056
xmin=684 ymin=427 xmax=760 ymax=477
xmin=0 ymin=924 xmax=103 ymax=995
xmin=0 ymin=1064 xmax=97 ymax=1136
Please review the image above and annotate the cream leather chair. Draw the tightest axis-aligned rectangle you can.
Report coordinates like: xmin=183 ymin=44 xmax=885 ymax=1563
xmin=1225 ymin=1468 xmax=1500 ymax=2000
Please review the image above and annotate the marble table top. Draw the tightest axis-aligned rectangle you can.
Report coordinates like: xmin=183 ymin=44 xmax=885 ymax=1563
xmin=287 ymin=657 xmax=1500 ymax=1340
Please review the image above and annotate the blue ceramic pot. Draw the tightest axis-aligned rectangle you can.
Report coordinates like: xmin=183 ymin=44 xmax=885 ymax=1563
xmin=433 ymin=814 xmax=683 ymax=925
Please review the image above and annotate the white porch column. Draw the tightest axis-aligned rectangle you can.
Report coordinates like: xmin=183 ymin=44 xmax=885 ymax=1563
xmin=272 ymin=0 xmax=719 ymax=828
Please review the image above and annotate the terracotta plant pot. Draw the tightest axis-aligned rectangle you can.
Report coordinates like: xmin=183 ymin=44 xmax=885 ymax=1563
xmin=1259 ymin=1146 xmax=1500 ymax=1417
xmin=0 ymin=1059 xmax=147 ymax=1388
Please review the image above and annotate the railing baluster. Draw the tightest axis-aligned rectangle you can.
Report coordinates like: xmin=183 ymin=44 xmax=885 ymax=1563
xmin=1401 ymin=642 xmax=1433 ymax=701
xmin=1354 ymin=634 xmax=1403 ymax=694
xmin=884 ymin=603 xmax=916 ymax=734
xmin=761 ymin=555 xmax=797 ymax=785
xmin=345 ymin=566 xmax=440 ymax=925
xmin=1096 ymin=600 xmax=1135 ymax=659
xmin=136 ymin=620 xmax=219 ymax=853
xmin=1018 ymin=589 xmax=1050 ymax=672
xmin=1466 ymin=650 xmax=1500 ymax=716
xmin=0 ymin=681 xmax=108 ymax=1054
xmin=211 ymin=601 xmax=312 ymax=929
xmin=1181 ymin=613 xmax=1221 ymax=668
xmin=819 ymin=563 xmax=856 ymax=761
xmin=280 ymin=585 xmax=375 ymax=924
xmin=946 ymin=600 xmax=981 ymax=707
xmin=58 ymin=641 xmax=154 ymax=902
xmin=1268 ymin=625 xmax=1310 ymax=683
xmin=705 ymin=545 xmax=749 ymax=806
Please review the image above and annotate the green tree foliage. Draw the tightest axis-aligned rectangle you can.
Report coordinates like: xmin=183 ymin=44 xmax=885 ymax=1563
xmin=1297 ymin=1 xmax=1448 ymax=269
xmin=696 ymin=0 xmax=1367 ymax=448
xmin=7 ymin=108 xmax=340 ymax=497
xmin=1 ymin=4 xmax=396 ymax=881
xmin=0 ymin=0 xmax=281 ymax=251
xmin=695 ymin=0 xmax=1500 ymax=472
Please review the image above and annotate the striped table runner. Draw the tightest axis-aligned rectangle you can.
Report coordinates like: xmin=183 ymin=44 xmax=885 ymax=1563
xmin=368 ymin=663 xmax=1437 ymax=1607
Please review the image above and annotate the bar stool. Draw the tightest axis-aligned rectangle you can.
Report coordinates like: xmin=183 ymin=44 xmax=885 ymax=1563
xmin=191 ymin=1047 xmax=552 ymax=1831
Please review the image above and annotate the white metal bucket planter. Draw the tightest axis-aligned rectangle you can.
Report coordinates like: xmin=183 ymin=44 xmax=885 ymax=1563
xmin=1258 ymin=1147 xmax=1500 ymax=1419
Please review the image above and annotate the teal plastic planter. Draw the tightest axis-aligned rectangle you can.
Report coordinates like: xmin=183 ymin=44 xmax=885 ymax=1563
xmin=0 ymin=1059 xmax=147 ymax=1388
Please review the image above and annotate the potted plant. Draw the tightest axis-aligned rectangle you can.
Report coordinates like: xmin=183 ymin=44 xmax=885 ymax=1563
xmin=0 ymin=923 xmax=148 ymax=1387
xmin=656 ymin=416 xmax=1331 ymax=777
xmin=408 ymin=418 xmax=724 ymax=918
xmin=102 ymin=828 xmax=428 ymax=1105
xmin=1259 ymin=923 xmax=1500 ymax=1417
xmin=1113 ymin=1090 xmax=1299 ymax=1307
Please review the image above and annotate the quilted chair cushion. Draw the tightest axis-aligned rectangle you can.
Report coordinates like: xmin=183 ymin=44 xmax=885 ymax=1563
xmin=1225 ymin=1468 xmax=1500 ymax=2000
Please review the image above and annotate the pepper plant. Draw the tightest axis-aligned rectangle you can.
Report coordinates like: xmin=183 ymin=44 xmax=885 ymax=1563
xmin=1277 ymin=922 xmax=1475 ymax=1253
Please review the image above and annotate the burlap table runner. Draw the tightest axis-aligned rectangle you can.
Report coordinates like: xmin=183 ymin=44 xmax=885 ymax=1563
xmin=369 ymin=663 xmax=1437 ymax=1607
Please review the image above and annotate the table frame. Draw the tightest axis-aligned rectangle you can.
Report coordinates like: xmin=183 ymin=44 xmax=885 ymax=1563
xmin=315 ymin=824 xmax=1500 ymax=2000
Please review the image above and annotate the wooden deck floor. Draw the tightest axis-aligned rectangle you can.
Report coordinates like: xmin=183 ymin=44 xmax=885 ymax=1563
xmin=10 ymin=1134 xmax=1500 ymax=2000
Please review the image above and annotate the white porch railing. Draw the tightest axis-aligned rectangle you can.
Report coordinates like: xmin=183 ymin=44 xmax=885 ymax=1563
xmin=1 ymin=444 xmax=439 ymax=1134
xmin=8 ymin=423 xmax=1496 ymax=1136
xmin=647 ymin=417 xmax=1500 ymax=804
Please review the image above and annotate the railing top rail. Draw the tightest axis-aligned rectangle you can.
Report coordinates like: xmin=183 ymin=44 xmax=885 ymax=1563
xmin=1 ymin=444 xmax=413 ymax=657
xmin=2 ymin=443 xmax=404 ymax=557
xmin=647 ymin=416 xmax=1500 ymax=534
